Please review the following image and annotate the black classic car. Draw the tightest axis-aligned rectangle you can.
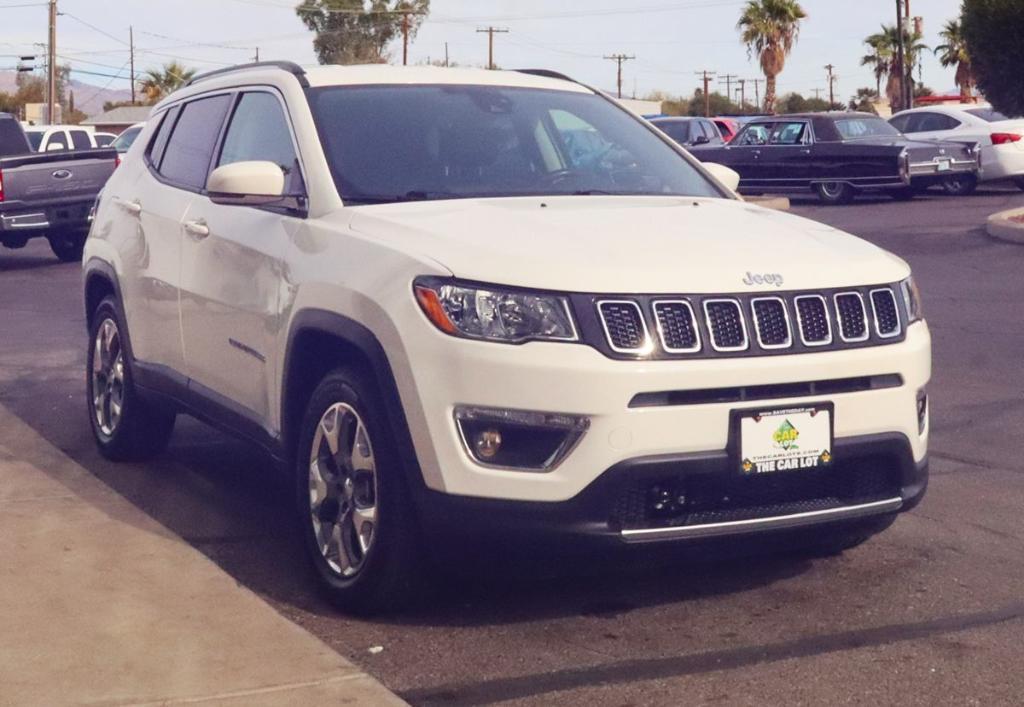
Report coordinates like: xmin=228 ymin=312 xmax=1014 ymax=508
xmin=649 ymin=116 xmax=727 ymax=148
xmin=688 ymin=112 xmax=980 ymax=204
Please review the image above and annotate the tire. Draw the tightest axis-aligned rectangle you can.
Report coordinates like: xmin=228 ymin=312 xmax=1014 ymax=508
xmin=941 ymin=173 xmax=978 ymax=197
xmin=889 ymin=187 xmax=917 ymax=201
xmin=814 ymin=182 xmax=855 ymax=205
xmin=86 ymin=296 xmax=176 ymax=461
xmin=48 ymin=229 xmax=87 ymax=263
xmin=296 ymin=368 xmax=419 ymax=614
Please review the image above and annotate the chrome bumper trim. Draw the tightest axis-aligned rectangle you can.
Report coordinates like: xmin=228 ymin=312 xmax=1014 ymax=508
xmin=1 ymin=212 xmax=50 ymax=229
xmin=908 ymin=159 xmax=977 ymax=176
xmin=619 ymin=497 xmax=903 ymax=542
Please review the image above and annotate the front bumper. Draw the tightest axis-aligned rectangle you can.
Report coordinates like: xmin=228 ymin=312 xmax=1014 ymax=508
xmin=399 ymin=320 xmax=931 ymax=503
xmin=415 ymin=433 xmax=927 ymax=546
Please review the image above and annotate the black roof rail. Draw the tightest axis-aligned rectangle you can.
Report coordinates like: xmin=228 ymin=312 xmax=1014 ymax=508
xmin=514 ymin=68 xmax=575 ymax=83
xmin=186 ymin=61 xmax=309 ymax=88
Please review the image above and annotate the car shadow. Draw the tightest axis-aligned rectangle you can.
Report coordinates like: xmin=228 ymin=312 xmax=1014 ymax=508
xmin=2 ymin=374 xmax=823 ymax=628
xmin=0 ymin=251 xmax=63 ymax=272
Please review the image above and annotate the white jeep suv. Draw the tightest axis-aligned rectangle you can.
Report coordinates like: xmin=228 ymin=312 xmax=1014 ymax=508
xmin=83 ymin=62 xmax=930 ymax=612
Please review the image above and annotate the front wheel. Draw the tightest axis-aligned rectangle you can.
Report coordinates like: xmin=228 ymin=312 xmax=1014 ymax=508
xmin=87 ymin=297 xmax=176 ymax=460
xmin=48 ymin=229 xmax=87 ymax=262
xmin=941 ymin=173 xmax=978 ymax=196
xmin=814 ymin=182 xmax=855 ymax=205
xmin=296 ymin=369 xmax=420 ymax=614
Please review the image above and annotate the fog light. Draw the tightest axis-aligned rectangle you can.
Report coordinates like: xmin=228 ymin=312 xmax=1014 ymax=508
xmin=474 ymin=428 xmax=503 ymax=460
xmin=454 ymin=405 xmax=589 ymax=472
xmin=917 ymin=389 xmax=928 ymax=434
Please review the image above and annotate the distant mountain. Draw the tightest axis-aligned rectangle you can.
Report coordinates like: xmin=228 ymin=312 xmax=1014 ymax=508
xmin=0 ymin=71 xmax=134 ymax=118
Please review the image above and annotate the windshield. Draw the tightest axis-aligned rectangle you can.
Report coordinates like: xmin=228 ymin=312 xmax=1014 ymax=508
xmin=966 ymin=107 xmax=1011 ymax=122
xmin=308 ymin=85 xmax=722 ymax=204
xmin=26 ymin=131 xmax=44 ymax=151
xmin=835 ymin=117 xmax=902 ymax=139
xmin=111 ymin=126 xmax=141 ymax=153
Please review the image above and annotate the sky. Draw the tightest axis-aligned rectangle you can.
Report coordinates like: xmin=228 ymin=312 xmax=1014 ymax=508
xmin=0 ymin=0 xmax=966 ymax=103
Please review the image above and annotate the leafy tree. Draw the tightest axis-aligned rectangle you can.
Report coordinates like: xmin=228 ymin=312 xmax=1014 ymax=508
xmin=737 ymin=0 xmax=806 ymax=113
xmin=296 ymin=0 xmax=429 ymax=65
xmin=962 ymin=0 xmax=1024 ymax=116
xmin=776 ymin=92 xmax=838 ymax=114
xmin=849 ymin=87 xmax=880 ymax=113
xmin=936 ymin=19 xmax=974 ymax=103
xmin=860 ymin=25 xmax=927 ymax=112
xmin=0 ymin=92 xmax=17 ymax=114
xmin=103 ymin=100 xmax=138 ymax=113
xmin=138 ymin=61 xmax=196 ymax=103
xmin=686 ymin=89 xmax=742 ymax=116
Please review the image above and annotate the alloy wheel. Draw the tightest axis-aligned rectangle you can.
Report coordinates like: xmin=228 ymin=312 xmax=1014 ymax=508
xmin=91 ymin=318 xmax=125 ymax=438
xmin=308 ymin=402 xmax=379 ymax=578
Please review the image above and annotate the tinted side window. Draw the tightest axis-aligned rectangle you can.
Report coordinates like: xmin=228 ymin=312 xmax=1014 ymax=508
xmin=916 ymin=112 xmax=960 ymax=132
xmin=69 ymin=130 xmax=92 ymax=150
xmin=158 ymin=95 xmax=232 ymax=190
xmin=656 ymin=121 xmax=692 ymax=144
xmin=47 ymin=131 xmax=68 ymax=150
xmin=217 ymin=92 xmax=299 ymax=189
xmin=889 ymin=114 xmax=911 ymax=132
xmin=770 ymin=122 xmax=807 ymax=145
xmin=147 ymin=108 xmax=177 ymax=166
xmin=736 ymin=123 xmax=770 ymax=146
xmin=0 ymin=119 xmax=30 ymax=155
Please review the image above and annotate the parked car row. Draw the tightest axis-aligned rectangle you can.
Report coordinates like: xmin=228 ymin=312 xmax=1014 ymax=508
xmin=651 ymin=106 xmax=1022 ymax=204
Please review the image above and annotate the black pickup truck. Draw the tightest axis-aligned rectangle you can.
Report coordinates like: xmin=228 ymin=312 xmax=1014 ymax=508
xmin=0 ymin=112 xmax=118 ymax=261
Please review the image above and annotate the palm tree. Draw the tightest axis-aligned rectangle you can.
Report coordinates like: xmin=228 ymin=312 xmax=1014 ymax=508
xmin=935 ymin=19 xmax=974 ymax=102
xmin=737 ymin=0 xmax=807 ymax=113
xmin=860 ymin=25 xmax=928 ymax=112
xmin=138 ymin=61 xmax=196 ymax=103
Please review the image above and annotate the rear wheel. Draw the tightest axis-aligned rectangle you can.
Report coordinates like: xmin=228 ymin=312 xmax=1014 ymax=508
xmin=87 ymin=297 xmax=176 ymax=460
xmin=296 ymin=369 xmax=419 ymax=614
xmin=941 ymin=173 xmax=978 ymax=196
xmin=48 ymin=229 xmax=87 ymax=263
xmin=814 ymin=181 xmax=855 ymax=205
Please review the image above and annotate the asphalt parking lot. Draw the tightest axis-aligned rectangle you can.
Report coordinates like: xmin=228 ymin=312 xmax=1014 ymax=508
xmin=2 ymin=186 xmax=1023 ymax=706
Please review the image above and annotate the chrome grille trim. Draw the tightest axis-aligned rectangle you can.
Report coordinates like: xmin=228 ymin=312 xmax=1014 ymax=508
xmin=597 ymin=299 xmax=651 ymax=354
xmin=793 ymin=294 xmax=833 ymax=347
xmin=834 ymin=291 xmax=870 ymax=343
xmin=702 ymin=298 xmax=749 ymax=352
xmin=652 ymin=299 xmax=701 ymax=353
xmin=750 ymin=296 xmax=793 ymax=350
xmin=869 ymin=288 xmax=902 ymax=339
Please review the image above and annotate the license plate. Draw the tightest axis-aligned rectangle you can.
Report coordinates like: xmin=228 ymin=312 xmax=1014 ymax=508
xmin=936 ymin=158 xmax=951 ymax=172
xmin=736 ymin=405 xmax=833 ymax=475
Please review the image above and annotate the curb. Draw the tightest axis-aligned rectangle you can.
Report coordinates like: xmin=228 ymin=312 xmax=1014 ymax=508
xmin=986 ymin=207 xmax=1024 ymax=244
xmin=744 ymin=195 xmax=791 ymax=211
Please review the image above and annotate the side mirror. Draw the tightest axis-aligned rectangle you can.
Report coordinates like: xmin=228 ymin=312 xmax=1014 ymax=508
xmin=703 ymin=162 xmax=741 ymax=193
xmin=692 ymin=135 xmax=711 ymax=146
xmin=208 ymin=161 xmax=286 ymax=207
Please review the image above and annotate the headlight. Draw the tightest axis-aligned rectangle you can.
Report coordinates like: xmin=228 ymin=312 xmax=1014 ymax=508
xmin=414 ymin=278 xmax=578 ymax=343
xmin=900 ymin=275 xmax=923 ymax=323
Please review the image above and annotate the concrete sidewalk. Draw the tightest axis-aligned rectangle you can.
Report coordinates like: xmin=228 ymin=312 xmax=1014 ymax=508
xmin=0 ymin=404 xmax=406 ymax=707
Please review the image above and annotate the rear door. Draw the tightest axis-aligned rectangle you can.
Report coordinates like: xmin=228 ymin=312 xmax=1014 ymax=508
xmin=178 ymin=90 xmax=302 ymax=425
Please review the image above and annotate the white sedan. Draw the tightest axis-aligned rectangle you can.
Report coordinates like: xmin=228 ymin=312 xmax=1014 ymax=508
xmin=890 ymin=104 xmax=1024 ymax=195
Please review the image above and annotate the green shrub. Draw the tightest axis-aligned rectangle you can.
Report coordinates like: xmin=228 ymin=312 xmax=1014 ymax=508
xmin=962 ymin=0 xmax=1024 ymax=117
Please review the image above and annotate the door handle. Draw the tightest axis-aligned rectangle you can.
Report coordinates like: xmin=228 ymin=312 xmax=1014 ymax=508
xmin=183 ymin=219 xmax=210 ymax=239
xmin=120 ymin=199 xmax=142 ymax=216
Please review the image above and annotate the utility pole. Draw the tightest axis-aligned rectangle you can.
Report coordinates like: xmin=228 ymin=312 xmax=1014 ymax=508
xmin=254 ymin=47 xmax=260 ymax=62
xmin=401 ymin=12 xmax=410 ymax=65
xmin=130 ymin=25 xmax=136 ymax=105
xmin=476 ymin=26 xmax=508 ymax=70
xmin=47 ymin=0 xmax=57 ymax=124
xmin=444 ymin=41 xmax=449 ymax=67
xmin=811 ymin=88 xmax=824 ymax=100
xmin=913 ymin=17 xmax=923 ymax=83
xmin=895 ymin=0 xmax=907 ymax=112
xmin=603 ymin=53 xmax=635 ymax=99
xmin=695 ymin=70 xmax=716 ymax=117
xmin=748 ymin=78 xmax=762 ymax=111
xmin=825 ymin=64 xmax=836 ymax=107
xmin=718 ymin=73 xmax=738 ymax=107
xmin=737 ymin=78 xmax=746 ymax=112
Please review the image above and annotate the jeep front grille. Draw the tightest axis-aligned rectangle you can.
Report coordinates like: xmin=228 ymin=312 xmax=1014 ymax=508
xmin=586 ymin=284 xmax=908 ymax=360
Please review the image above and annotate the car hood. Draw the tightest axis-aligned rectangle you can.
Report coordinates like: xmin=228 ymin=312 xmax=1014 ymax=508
xmin=344 ymin=196 xmax=909 ymax=293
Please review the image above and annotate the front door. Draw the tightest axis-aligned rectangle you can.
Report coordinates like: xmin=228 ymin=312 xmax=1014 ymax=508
xmin=757 ymin=120 xmax=813 ymax=188
xmin=178 ymin=90 xmax=304 ymax=426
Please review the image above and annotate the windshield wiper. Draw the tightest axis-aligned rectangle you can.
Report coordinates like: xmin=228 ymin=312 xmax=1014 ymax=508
xmin=344 ymin=190 xmax=464 ymax=205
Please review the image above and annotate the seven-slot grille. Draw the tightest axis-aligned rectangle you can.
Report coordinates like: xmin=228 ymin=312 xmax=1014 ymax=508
xmin=703 ymin=299 xmax=748 ymax=351
xmin=593 ymin=286 xmax=904 ymax=357
xmin=835 ymin=292 xmax=869 ymax=342
xmin=794 ymin=295 xmax=832 ymax=345
xmin=653 ymin=301 xmax=700 ymax=352
xmin=870 ymin=288 xmax=901 ymax=337
xmin=598 ymin=300 xmax=648 ymax=352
